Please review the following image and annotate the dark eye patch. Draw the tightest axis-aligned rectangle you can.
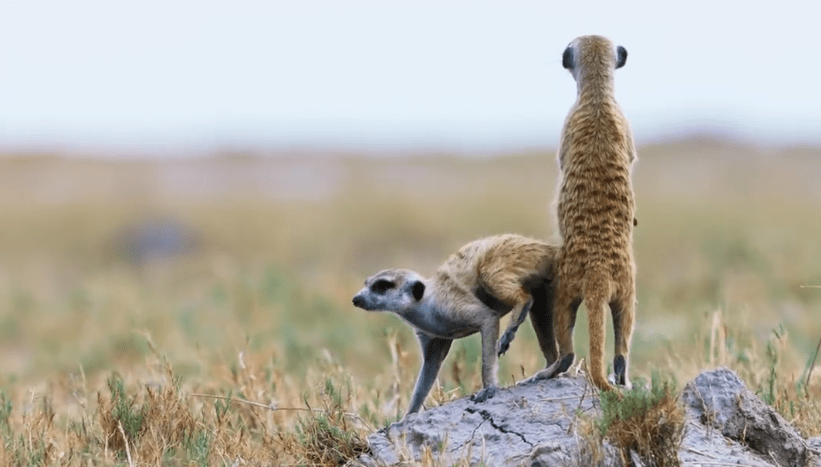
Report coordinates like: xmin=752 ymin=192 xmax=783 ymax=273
xmin=371 ymin=279 xmax=395 ymax=294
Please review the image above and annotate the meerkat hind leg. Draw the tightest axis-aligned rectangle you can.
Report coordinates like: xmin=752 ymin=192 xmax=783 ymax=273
xmin=523 ymin=294 xmax=580 ymax=384
xmin=528 ymin=281 xmax=558 ymax=366
xmin=610 ymin=295 xmax=634 ymax=389
xmin=496 ymin=297 xmax=533 ymax=356
xmin=480 ymin=261 xmax=535 ymax=357
xmin=406 ymin=332 xmax=453 ymax=416
xmin=525 ymin=290 xmax=580 ymax=382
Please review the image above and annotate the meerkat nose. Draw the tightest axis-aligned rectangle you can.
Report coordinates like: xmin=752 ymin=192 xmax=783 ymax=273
xmin=352 ymin=295 xmax=365 ymax=307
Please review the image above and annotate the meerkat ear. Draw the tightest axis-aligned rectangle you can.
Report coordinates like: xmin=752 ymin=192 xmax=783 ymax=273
xmin=411 ymin=281 xmax=425 ymax=301
xmin=616 ymin=46 xmax=627 ymax=69
xmin=562 ymin=46 xmax=573 ymax=69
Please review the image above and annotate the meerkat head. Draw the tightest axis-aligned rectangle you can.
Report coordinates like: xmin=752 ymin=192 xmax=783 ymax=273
xmin=562 ymin=35 xmax=627 ymax=82
xmin=352 ymin=269 xmax=427 ymax=312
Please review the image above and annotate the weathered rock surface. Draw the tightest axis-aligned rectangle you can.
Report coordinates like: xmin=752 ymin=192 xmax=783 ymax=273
xmin=352 ymin=368 xmax=819 ymax=466
xmin=810 ymin=437 xmax=821 ymax=467
xmin=681 ymin=368 xmax=812 ymax=467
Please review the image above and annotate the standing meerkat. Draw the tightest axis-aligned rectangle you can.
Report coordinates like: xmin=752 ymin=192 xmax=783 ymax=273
xmin=531 ymin=35 xmax=637 ymax=392
xmin=352 ymin=234 xmax=559 ymax=416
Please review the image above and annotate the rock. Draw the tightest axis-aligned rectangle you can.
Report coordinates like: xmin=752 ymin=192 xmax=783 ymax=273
xmin=810 ymin=436 xmax=821 ymax=451
xmin=681 ymin=368 xmax=811 ymax=467
xmin=354 ymin=368 xmax=819 ymax=467
xmin=809 ymin=437 xmax=821 ymax=467
xmin=360 ymin=375 xmax=592 ymax=466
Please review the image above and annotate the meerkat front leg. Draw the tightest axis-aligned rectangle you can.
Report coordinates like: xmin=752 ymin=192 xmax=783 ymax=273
xmin=471 ymin=317 xmax=500 ymax=403
xmin=406 ymin=331 xmax=453 ymax=416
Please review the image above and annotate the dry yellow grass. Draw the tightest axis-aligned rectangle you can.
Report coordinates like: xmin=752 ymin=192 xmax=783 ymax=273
xmin=0 ymin=138 xmax=819 ymax=464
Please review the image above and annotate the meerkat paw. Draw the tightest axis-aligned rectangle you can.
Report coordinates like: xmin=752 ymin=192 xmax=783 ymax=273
xmin=612 ymin=355 xmax=632 ymax=389
xmin=470 ymin=385 xmax=498 ymax=404
xmin=496 ymin=330 xmax=516 ymax=356
xmin=609 ymin=377 xmax=633 ymax=390
xmin=521 ymin=367 xmax=558 ymax=385
xmin=399 ymin=411 xmax=419 ymax=424
xmin=520 ymin=353 xmax=575 ymax=385
xmin=623 ymin=379 xmax=633 ymax=390
xmin=607 ymin=375 xmax=633 ymax=390
xmin=519 ymin=371 xmax=546 ymax=385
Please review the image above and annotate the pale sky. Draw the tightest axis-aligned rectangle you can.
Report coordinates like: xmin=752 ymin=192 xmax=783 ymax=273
xmin=1 ymin=1 xmax=819 ymax=155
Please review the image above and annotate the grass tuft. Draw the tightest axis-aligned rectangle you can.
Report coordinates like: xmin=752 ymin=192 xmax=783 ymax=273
xmin=591 ymin=374 xmax=685 ymax=467
xmin=280 ymin=377 xmax=371 ymax=466
xmin=98 ymin=373 xmax=147 ymax=454
xmin=0 ymin=392 xmax=10 ymax=433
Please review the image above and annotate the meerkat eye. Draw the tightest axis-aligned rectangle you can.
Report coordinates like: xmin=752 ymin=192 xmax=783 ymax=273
xmin=411 ymin=281 xmax=425 ymax=301
xmin=371 ymin=280 xmax=395 ymax=294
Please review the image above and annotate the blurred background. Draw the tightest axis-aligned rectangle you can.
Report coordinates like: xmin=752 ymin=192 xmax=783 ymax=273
xmin=0 ymin=0 xmax=819 ymax=396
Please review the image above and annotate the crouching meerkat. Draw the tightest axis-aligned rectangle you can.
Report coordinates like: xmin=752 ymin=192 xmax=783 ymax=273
xmin=532 ymin=35 xmax=638 ymax=392
xmin=352 ymin=234 xmax=559 ymax=416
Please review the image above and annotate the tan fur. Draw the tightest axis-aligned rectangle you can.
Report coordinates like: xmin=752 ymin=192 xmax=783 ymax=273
xmin=352 ymin=234 xmax=559 ymax=415
xmin=477 ymin=236 xmax=557 ymax=350
xmin=548 ymin=35 xmax=637 ymax=392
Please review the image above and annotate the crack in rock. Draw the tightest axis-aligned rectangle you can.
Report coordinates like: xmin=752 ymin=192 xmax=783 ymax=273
xmin=464 ymin=406 xmax=534 ymax=449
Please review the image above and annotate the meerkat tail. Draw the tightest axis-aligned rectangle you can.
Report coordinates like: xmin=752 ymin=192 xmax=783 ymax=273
xmin=586 ymin=296 xmax=614 ymax=392
xmin=583 ymin=271 xmax=616 ymax=392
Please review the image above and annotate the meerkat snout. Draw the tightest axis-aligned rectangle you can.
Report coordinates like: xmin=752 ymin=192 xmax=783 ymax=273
xmin=352 ymin=295 xmax=365 ymax=307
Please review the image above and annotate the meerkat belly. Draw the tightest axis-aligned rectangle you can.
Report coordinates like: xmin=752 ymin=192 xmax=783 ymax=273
xmin=473 ymin=284 xmax=515 ymax=315
xmin=411 ymin=313 xmax=479 ymax=340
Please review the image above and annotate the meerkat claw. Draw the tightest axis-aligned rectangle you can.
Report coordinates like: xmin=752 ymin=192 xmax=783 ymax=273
xmin=470 ymin=385 xmax=498 ymax=404
xmin=497 ymin=330 xmax=514 ymax=356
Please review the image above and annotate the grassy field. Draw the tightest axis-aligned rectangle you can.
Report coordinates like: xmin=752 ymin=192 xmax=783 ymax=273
xmin=0 ymin=138 xmax=820 ymax=465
